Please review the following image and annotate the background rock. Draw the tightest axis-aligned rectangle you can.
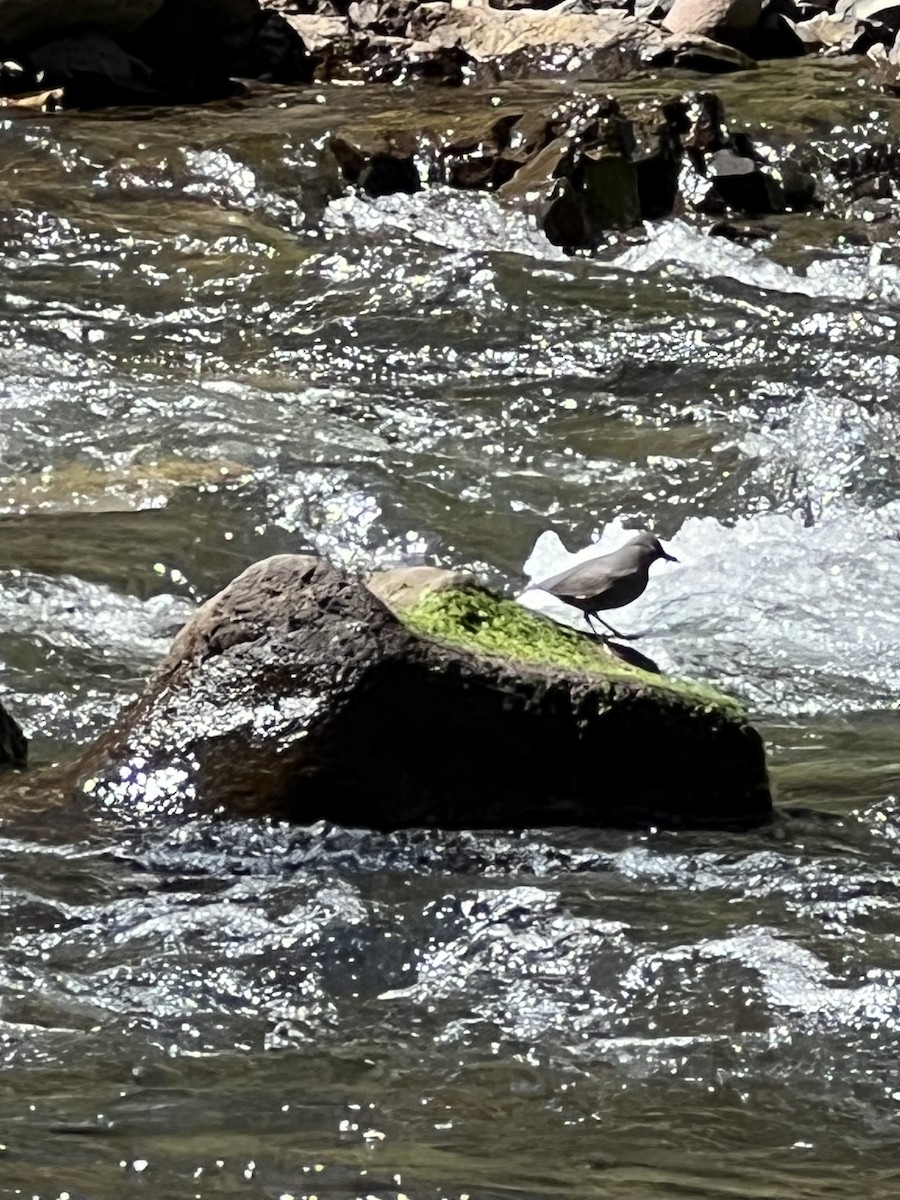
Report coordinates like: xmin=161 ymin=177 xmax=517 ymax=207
xmin=0 ymin=0 xmax=313 ymax=104
xmin=0 ymin=0 xmax=164 ymax=45
xmin=664 ymin=0 xmax=762 ymax=41
xmin=27 ymin=28 xmax=164 ymax=105
xmin=661 ymin=31 xmax=759 ymax=68
xmin=410 ymin=4 xmax=667 ymax=61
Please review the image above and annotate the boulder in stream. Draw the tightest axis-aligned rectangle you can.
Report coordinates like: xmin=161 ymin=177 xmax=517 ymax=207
xmin=70 ymin=555 xmax=772 ymax=831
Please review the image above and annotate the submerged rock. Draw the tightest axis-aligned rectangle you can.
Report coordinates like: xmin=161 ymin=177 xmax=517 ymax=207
xmin=70 ymin=555 xmax=772 ymax=831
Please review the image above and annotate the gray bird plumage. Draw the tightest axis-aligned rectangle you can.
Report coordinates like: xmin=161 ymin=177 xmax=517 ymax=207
xmin=531 ymin=530 xmax=677 ymax=640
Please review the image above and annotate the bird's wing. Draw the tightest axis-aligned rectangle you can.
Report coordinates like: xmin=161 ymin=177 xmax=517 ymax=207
xmin=537 ymin=555 xmax=638 ymax=599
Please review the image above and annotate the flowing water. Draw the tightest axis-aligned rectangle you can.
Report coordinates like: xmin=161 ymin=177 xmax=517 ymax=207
xmin=1 ymin=61 xmax=900 ymax=1197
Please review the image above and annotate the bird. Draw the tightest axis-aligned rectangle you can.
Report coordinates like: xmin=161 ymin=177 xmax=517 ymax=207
xmin=528 ymin=530 xmax=677 ymax=641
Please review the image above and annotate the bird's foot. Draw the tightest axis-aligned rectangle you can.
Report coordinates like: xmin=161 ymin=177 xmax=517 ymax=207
xmin=585 ymin=618 xmax=646 ymax=642
xmin=584 ymin=628 xmax=612 ymax=643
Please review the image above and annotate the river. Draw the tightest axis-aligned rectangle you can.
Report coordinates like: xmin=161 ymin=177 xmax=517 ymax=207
xmin=1 ymin=61 xmax=899 ymax=1198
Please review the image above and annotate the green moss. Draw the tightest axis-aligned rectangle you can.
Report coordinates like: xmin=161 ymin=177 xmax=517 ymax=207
xmin=404 ymin=586 xmax=744 ymax=717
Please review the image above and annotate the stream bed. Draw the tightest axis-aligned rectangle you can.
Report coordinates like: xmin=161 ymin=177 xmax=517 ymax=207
xmin=1 ymin=61 xmax=900 ymax=1198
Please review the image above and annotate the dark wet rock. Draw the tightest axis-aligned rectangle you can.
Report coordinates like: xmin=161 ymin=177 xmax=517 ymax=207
xmin=506 ymin=144 xmax=647 ymax=245
xmin=328 ymin=91 xmax=821 ymax=244
xmin=442 ymin=111 xmax=529 ymax=189
xmin=828 ymin=140 xmax=900 ymax=214
xmin=0 ymin=0 xmax=165 ymax=45
xmin=709 ymin=218 xmax=777 ymax=239
xmin=674 ymin=99 xmax=819 ymax=216
xmin=128 ymin=0 xmax=312 ymax=89
xmin=26 ymin=28 xmax=169 ymax=107
xmin=0 ymin=0 xmax=314 ymax=105
xmin=69 ymin=555 xmax=772 ymax=831
xmin=0 ymin=700 xmax=27 ymax=773
xmin=532 ymin=92 xmax=809 ymax=225
xmin=779 ymin=156 xmax=820 ymax=210
xmin=493 ymin=99 xmax=667 ymax=245
xmin=493 ymin=133 xmax=570 ymax=198
xmin=482 ymin=96 xmax=685 ymax=241
xmin=704 ymin=146 xmax=785 ymax=213
xmin=745 ymin=7 xmax=806 ymax=56
xmin=330 ymin=133 xmax=423 ymax=196
xmin=833 ymin=141 xmax=900 ymax=181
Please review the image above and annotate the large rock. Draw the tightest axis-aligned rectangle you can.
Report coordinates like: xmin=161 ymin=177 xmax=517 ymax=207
xmin=0 ymin=0 xmax=164 ymax=46
xmin=26 ymin=28 xmax=165 ymax=106
xmin=409 ymin=3 xmax=668 ymax=63
xmin=70 ymin=555 xmax=772 ymax=830
xmin=0 ymin=0 xmax=313 ymax=105
xmin=267 ymin=0 xmax=766 ymax=79
xmin=329 ymin=133 xmax=423 ymax=197
xmin=124 ymin=0 xmax=291 ymax=84
xmin=663 ymin=0 xmax=762 ymax=41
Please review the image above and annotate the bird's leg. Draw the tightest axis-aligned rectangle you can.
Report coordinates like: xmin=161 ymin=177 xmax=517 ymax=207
xmin=591 ymin=614 xmax=642 ymax=642
xmin=584 ymin=613 xmax=609 ymax=641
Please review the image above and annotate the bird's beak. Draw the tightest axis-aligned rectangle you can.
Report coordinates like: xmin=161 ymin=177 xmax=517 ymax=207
xmin=662 ymin=550 xmax=678 ymax=563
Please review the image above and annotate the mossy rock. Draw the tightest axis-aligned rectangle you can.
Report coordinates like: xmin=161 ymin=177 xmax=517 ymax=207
xmin=392 ymin=574 xmax=740 ymax=717
xmin=70 ymin=556 xmax=771 ymax=831
xmin=372 ymin=565 xmax=769 ymax=829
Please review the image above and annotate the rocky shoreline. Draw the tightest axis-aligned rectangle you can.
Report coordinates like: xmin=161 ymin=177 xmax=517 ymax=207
xmin=0 ymin=1 xmax=896 ymax=255
xmin=1 ymin=0 xmax=900 ymax=108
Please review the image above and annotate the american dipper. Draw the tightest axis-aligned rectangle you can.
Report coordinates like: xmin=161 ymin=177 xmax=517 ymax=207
xmin=530 ymin=530 xmax=677 ymax=640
